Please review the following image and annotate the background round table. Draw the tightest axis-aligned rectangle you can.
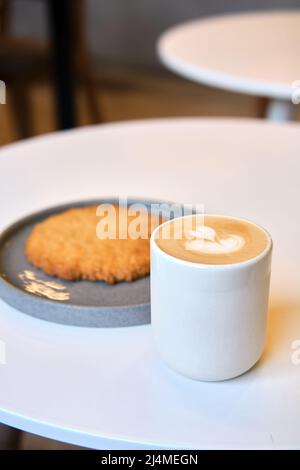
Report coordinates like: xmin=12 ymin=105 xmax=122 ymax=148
xmin=158 ymin=10 xmax=300 ymax=121
xmin=0 ymin=118 xmax=300 ymax=449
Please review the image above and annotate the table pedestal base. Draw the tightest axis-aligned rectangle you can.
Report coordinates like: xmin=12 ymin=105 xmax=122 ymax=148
xmin=266 ymin=99 xmax=295 ymax=121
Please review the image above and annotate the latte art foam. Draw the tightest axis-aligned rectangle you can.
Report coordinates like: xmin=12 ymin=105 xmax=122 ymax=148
xmin=185 ymin=226 xmax=245 ymax=255
xmin=155 ymin=215 xmax=269 ymax=265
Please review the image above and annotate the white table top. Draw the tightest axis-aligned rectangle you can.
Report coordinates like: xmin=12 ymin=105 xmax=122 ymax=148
xmin=158 ymin=10 xmax=300 ymax=100
xmin=0 ymin=118 xmax=300 ymax=449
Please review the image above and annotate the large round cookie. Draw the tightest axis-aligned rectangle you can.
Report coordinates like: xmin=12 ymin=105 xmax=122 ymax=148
xmin=25 ymin=205 xmax=158 ymax=284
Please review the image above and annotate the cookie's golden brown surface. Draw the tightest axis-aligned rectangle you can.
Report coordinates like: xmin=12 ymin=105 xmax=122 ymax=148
xmin=25 ymin=205 xmax=159 ymax=284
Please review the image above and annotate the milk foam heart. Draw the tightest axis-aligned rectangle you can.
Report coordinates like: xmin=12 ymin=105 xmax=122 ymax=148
xmin=185 ymin=225 xmax=245 ymax=255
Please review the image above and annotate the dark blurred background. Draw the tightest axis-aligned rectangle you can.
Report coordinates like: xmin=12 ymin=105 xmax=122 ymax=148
xmin=0 ymin=0 xmax=300 ymax=147
xmin=0 ymin=0 xmax=299 ymax=147
xmin=9 ymin=0 xmax=300 ymax=66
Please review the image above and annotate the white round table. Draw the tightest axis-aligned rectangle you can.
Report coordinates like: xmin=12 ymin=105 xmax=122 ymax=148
xmin=0 ymin=118 xmax=300 ymax=449
xmin=158 ymin=11 xmax=300 ymax=121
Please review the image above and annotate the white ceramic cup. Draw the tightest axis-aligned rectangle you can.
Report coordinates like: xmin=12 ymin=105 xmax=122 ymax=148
xmin=150 ymin=215 xmax=273 ymax=381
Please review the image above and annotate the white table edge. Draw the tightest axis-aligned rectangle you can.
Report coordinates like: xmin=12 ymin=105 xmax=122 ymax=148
xmin=1 ymin=407 xmax=288 ymax=450
xmin=157 ymin=10 xmax=298 ymax=101
xmin=158 ymin=38 xmax=292 ymax=101
xmin=0 ymin=407 xmax=180 ymax=450
xmin=1 ymin=116 xmax=300 ymax=157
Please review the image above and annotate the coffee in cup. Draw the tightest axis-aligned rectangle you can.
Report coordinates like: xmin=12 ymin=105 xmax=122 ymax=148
xmin=156 ymin=214 xmax=269 ymax=265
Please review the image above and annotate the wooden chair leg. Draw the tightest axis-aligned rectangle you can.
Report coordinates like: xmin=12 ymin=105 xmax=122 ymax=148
xmin=0 ymin=0 xmax=11 ymax=34
xmin=257 ymin=97 xmax=269 ymax=118
xmin=83 ymin=74 xmax=102 ymax=123
xmin=0 ymin=424 xmax=22 ymax=450
xmin=9 ymin=79 xmax=32 ymax=139
xmin=69 ymin=0 xmax=102 ymax=124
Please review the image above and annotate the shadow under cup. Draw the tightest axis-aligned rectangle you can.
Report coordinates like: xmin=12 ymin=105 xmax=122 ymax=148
xmin=150 ymin=215 xmax=273 ymax=381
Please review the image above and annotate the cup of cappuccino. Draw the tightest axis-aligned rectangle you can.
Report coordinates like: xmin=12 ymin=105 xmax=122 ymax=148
xmin=150 ymin=214 xmax=272 ymax=381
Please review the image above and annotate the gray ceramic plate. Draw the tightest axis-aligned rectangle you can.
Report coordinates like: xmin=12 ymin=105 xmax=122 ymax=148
xmin=0 ymin=198 xmax=176 ymax=328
